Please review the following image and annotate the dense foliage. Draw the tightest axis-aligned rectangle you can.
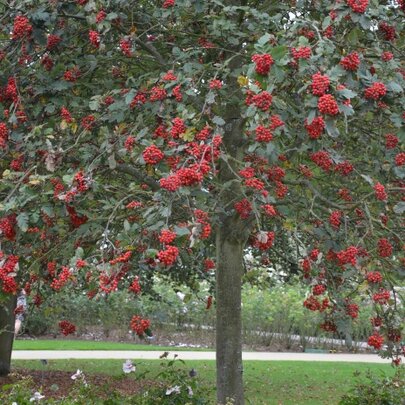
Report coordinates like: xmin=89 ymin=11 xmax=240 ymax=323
xmin=0 ymin=0 xmax=404 ymax=400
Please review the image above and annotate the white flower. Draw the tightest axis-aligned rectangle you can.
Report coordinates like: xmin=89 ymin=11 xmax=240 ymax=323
xmin=122 ymin=359 xmax=136 ymax=374
xmin=165 ymin=385 xmax=181 ymax=395
xmin=12 ymin=402 xmax=18 ymax=405
xmin=29 ymin=392 xmax=45 ymax=402
xmin=71 ymin=369 xmax=84 ymax=380
xmin=187 ymin=386 xmax=194 ymax=397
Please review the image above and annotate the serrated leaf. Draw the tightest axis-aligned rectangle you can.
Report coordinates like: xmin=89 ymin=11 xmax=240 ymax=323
xmin=393 ymin=202 xmax=405 ymax=214
xmin=174 ymin=226 xmax=190 ymax=236
xmin=17 ymin=212 xmax=29 ymax=232
xmin=257 ymin=33 xmax=271 ymax=47
xmin=387 ymin=81 xmax=403 ymax=93
xmin=212 ymin=116 xmax=225 ymax=126
xmin=325 ymin=118 xmax=340 ymax=138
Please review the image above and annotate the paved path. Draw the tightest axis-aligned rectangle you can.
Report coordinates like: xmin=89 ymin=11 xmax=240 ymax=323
xmin=12 ymin=350 xmax=389 ymax=363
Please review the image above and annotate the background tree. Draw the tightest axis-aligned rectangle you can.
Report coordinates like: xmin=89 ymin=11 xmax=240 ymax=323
xmin=0 ymin=0 xmax=404 ymax=403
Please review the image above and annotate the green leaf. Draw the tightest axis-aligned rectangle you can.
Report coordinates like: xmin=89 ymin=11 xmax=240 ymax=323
xmin=325 ymin=118 xmax=340 ymax=138
xmin=257 ymin=33 xmax=271 ymax=47
xmin=212 ymin=116 xmax=225 ymax=126
xmin=393 ymin=202 xmax=405 ymax=215
xmin=174 ymin=226 xmax=190 ymax=236
xmin=17 ymin=212 xmax=29 ymax=232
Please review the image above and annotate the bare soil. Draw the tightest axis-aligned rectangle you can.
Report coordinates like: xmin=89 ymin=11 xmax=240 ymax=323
xmin=0 ymin=369 xmax=159 ymax=399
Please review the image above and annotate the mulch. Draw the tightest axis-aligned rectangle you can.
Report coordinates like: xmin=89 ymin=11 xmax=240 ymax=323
xmin=0 ymin=369 xmax=160 ymax=399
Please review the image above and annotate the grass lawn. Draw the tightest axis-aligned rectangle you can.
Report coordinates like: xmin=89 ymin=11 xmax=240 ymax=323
xmin=13 ymin=339 xmax=212 ymax=351
xmin=11 ymin=359 xmax=394 ymax=405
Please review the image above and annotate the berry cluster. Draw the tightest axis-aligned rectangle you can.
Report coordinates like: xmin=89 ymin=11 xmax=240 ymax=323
xmin=245 ymin=177 xmax=265 ymax=190
xmin=262 ymin=204 xmax=277 ymax=217
xmin=252 ymin=53 xmax=274 ymax=75
xmin=310 ymin=150 xmax=333 ymax=172
xmin=252 ymin=231 xmax=275 ymax=251
xmin=149 ymin=86 xmax=167 ymax=102
xmin=395 ymin=152 xmax=405 ymax=166
xmin=162 ymin=70 xmax=177 ymax=81
xmin=209 ymin=79 xmax=222 ymax=90
xmin=347 ymin=0 xmax=368 ymax=13
xmin=60 ymin=107 xmax=73 ymax=123
xmin=345 ymin=302 xmax=359 ymax=318
xmin=50 ymin=266 xmax=71 ymax=291
xmin=130 ymin=315 xmax=151 ymax=337
xmin=160 ymin=174 xmax=182 ymax=191
xmin=157 ymin=245 xmax=179 ymax=266
xmin=381 ymin=51 xmax=393 ymax=61
xmin=124 ymin=136 xmax=135 ymax=151
xmin=109 ymin=251 xmax=132 ymax=265
xmin=379 ymin=22 xmax=396 ymax=41
xmin=335 ymin=161 xmax=353 ymax=176
xmin=312 ymin=284 xmax=326 ymax=296
xmin=171 ymin=117 xmax=186 ymax=138
xmin=0 ymin=255 xmax=19 ymax=294
xmin=364 ymin=82 xmax=386 ymax=100
xmin=120 ymin=38 xmax=132 ymax=57
xmin=251 ymin=91 xmax=273 ymax=111
xmin=367 ymin=332 xmax=384 ymax=349
xmin=194 ymin=209 xmax=211 ymax=239
xmin=311 ymin=72 xmax=330 ymax=96
xmin=64 ymin=67 xmax=81 ymax=82
xmin=291 ymin=46 xmax=311 ymax=59
xmin=129 ymin=277 xmax=141 ymax=294
xmin=12 ymin=16 xmax=32 ymax=39
xmin=255 ymin=125 xmax=273 ymax=142
xmin=96 ymin=10 xmax=107 ymax=23
xmin=172 ymin=85 xmax=182 ymax=101
xmin=374 ymin=182 xmax=387 ymax=201
xmin=66 ymin=205 xmax=88 ymax=228
xmin=47 ymin=34 xmax=61 ymax=50
xmin=234 ymin=198 xmax=252 ymax=219
xmin=0 ymin=215 xmax=16 ymax=241
xmin=0 ymin=122 xmax=9 ymax=148
xmin=305 ymin=117 xmax=325 ymax=139
xmin=318 ymin=94 xmax=339 ymax=115
xmin=81 ymin=115 xmax=95 ymax=130
xmin=163 ymin=0 xmax=175 ymax=8
xmin=366 ymin=271 xmax=383 ymax=284
xmin=159 ymin=229 xmax=176 ymax=245
xmin=340 ymin=52 xmax=360 ymax=71
xmin=59 ymin=320 xmax=76 ymax=336
xmin=336 ymin=246 xmax=359 ymax=267
xmin=372 ymin=288 xmax=390 ymax=304
xmin=303 ymin=296 xmax=329 ymax=312
xmin=89 ymin=30 xmax=100 ymax=48
xmin=329 ymin=210 xmax=342 ymax=229
xmin=270 ymin=114 xmax=284 ymax=130
xmin=377 ymin=238 xmax=393 ymax=258
xmin=204 ymin=259 xmax=215 ymax=271
xmin=143 ymin=144 xmax=165 ymax=165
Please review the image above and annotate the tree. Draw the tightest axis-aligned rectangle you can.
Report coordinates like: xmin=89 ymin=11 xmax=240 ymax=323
xmin=0 ymin=0 xmax=404 ymax=403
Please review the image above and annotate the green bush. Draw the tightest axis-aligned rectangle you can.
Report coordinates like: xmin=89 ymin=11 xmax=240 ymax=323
xmin=339 ymin=367 xmax=405 ymax=405
xmin=24 ymin=281 xmax=374 ymax=348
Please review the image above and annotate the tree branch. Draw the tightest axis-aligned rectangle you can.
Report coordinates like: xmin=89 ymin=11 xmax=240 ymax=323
xmin=115 ymin=164 xmax=159 ymax=191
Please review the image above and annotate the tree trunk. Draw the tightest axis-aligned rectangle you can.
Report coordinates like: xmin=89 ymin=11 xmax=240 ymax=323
xmin=216 ymin=230 xmax=245 ymax=405
xmin=0 ymin=294 xmax=16 ymax=376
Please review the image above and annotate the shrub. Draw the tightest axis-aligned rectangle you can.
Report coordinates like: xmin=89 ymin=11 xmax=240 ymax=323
xmin=339 ymin=368 xmax=405 ymax=405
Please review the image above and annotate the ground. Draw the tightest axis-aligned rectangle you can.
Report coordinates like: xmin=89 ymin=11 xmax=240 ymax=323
xmin=1 ymin=369 xmax=159 ymax=399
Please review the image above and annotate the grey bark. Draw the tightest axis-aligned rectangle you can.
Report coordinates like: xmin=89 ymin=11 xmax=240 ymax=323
xmin=0 ymin=294 xmax=16 ymax=376
xmin=216 ymin=230 xmax=245 ymax=405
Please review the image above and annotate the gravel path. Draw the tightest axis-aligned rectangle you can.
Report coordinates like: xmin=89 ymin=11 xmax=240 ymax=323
xmin=12 ymin=350 xmax=389 ymax=363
